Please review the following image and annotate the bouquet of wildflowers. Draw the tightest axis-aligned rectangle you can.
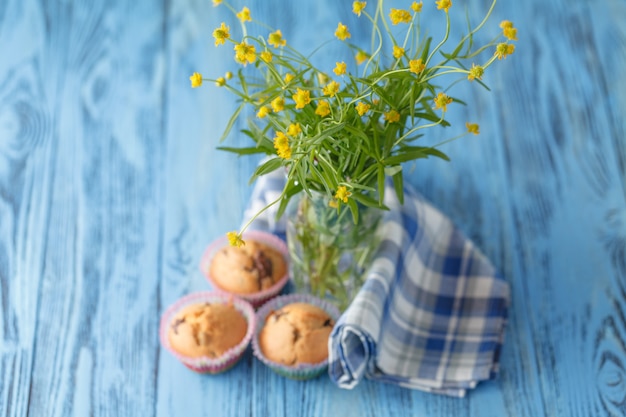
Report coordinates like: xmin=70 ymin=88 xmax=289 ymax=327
xmin=191 ymin=0 xmax=517 ymax=247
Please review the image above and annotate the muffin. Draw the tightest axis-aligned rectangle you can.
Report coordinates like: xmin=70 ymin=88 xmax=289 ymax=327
xmin=160 ymin=292 xmax=256 ymax=373
xmin=252 ymin=294 xmax=340 ymax=379
xmin=201 ymin=231 xmax=290 ymax=307
xmin=168 ymin=302 xmax=247 ymax=358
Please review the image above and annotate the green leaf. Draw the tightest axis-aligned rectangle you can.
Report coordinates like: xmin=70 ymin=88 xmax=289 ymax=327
xmin=384 ymin=164 xmax=402 ymax=177
xmin=377 ymin=164 xmax=385 ymax=206
xmin=249 ymin=158 xmax=284 ymax=184
xmin=219 ymin=103 xmax=244 ymax=143
xmin=392 ymin=170 xmax=404 ymax=205
xmin=347 ymin=199 xmax=359 ymax=224
xmin=217 ymin=146 xmax=270 ymax=155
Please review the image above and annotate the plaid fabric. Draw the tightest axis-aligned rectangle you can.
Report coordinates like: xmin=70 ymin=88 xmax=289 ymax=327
xmin=242 ymin=169 xmax=510 ymax=397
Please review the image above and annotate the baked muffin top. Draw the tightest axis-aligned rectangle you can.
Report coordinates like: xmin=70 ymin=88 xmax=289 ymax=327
xmin=259 ymin=302 xmax=335 ymax=366
xmin=209 ymin=239 xmax=287 ymax=294
xmin=168 ymin=302 xmax=247 ymax=358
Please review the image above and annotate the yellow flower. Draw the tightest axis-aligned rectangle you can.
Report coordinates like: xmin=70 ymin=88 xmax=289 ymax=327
xmin=436 ymin=0 xmax=452 ymax=12
xmin=328 ymin=199 xmax=339 ymax=209
xmin=353 ymin=1 xmax=366 ymax=16
xmin=273 ymin=132 xmax=291 ymax=159
xmin=411 ymin=1 xmax=423 ymax=12
xmin=212 ymin=22 xmax=230 ymax=47
xmin=500 ymin=20 xmax=518 ymax=40
xmin=409 ymin=59 xmax=425 ymax=74
xmin=333 ymin=61 xmax=347 ymax=76
xmin=257 ymin=106 xmax=270 ymax=118
xmin=389 ymin=9 xmax=412 ymax=24
xmin=355 ymin=51 xmax=368 ymax=65
xmin=495 ymin=43 xmax=515 ymax=59
xmin=212 ymin=0 xmax=223 ymax=6
xmin=225 ymin=71 xmax=233 ymax=80
xmin=236 ymin=6 xmax=251 ymax=22
xmin=393 ymin=45 xmax=405 ymax=59
xmin=384 ymin=109 xmax=400 ymax=123
xmin=434 ymin=92 xmax=453 ymax=111
xmin=334 ymin=186 xmax=352 ymax=203
xmin=227 ymin=231 xmax=245 ymax=247
xmin=356 ymin=102 xmax=370 ymax=116
xmin=189 ymin=72 xmax=203 ymax=88
xmin=284 ymin=73 xmax=295 ymax=84
xmin=323 ymin=81 xmax=340 ymax=97
xmin=260 ymin=51 xmax=273 ymax=62
xmin=215 ymin=77 xmax=226 ymax=87
xmin=292 ymin=88 xmax=311 ymax=109
xmin=467 ymin=64 xmax=484 ymax=81
xmin=268 ymin=30 xmax=287 ymax=48
xmin=271 ymin=96 xmax=285 ymax=112
xmin=335 ymin=22 xmax=351 ymax=40
xmin=287 ymin=123 xmax=302 ymax=136
xmin=315 ymin=100 xmax=331 ymax=117
xmin=466 ymin=122 xmax=480 ymax=135
xmin=234 ymin=42 xmax=256 ymax=65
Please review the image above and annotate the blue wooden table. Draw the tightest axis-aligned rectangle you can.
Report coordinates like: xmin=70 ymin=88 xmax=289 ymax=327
xmin=2 ymin=0 xmax=626 ymax=415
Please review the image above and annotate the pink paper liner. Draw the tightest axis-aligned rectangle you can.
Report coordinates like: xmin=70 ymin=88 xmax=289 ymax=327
xmin=159 ymin=292 xmax=256 ymax=374
xmin=252 ymin=294 xmax=341 ymax=380
xmin=199 ymin=230 xmax=290 ymax=308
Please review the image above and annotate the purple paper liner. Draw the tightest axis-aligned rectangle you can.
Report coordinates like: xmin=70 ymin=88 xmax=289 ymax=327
xmin=252 ymin=294 xmax=341 ymax=380
xmin=200 ymin=230 xmax=290 ymax=308
xmin=159 ymin=292 xmax=256 ymax=374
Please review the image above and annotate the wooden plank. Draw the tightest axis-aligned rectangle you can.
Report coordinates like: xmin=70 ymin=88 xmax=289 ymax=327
xmin=0 ymin=0 xmax=167 ymax=415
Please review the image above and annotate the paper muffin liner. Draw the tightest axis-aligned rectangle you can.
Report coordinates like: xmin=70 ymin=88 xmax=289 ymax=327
xmin=200 ymin=230 xmax=290 ymax=308
xmin=252 ymin=293 xmax=341 ymax=380
xmin=159 ymin=291 xmax=256 ymax=374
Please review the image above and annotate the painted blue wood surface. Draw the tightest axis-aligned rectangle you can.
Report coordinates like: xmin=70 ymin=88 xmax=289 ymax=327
xmin=1 ymin=0 xmax=625 ymax=416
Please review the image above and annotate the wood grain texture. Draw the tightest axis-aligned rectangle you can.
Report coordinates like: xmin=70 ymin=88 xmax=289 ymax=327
xmin=1 ymin=0 xmax=625 ymax=416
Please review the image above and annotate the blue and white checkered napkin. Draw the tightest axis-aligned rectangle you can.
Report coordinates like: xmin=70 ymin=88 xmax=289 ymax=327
xmin=242 ymin=169 xmax=510 ymax=397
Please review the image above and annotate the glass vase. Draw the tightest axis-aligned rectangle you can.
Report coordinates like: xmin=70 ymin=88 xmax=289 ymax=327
xmin=285 ymin=192 xmax=383 ymax=311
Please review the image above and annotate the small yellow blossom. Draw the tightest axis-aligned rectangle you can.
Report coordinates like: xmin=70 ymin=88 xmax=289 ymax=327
xmin=409 ymin=59 xmax=425 ymax=74
xmin=293 ymin=88 xmax=311 ymax=109
xmin=273 ymin=131 xmax=291 ymax=159
xmin=215 ymin=77 xmax=226 ymax=87
xmin=384 ymin=109 xmax=400 ymax=123
xmin=495 ymin=43 xmax=515 ymax=59
xmin=389 ymin=9 xmax=412 ymax=25
xmin=260 ymin=51 xmax=273 ymax=62
xmin=315 ymin=100 xmax=331 ymax=117
xmin=284 ymin=73 xmax=295 ymax=84
xmin=466 ymin=122 xmax=480 ymax=135
xmin=356 ymin=102 xmax=370 ymax=116
xmin=257 ymin=106 xmax=270 ymax=118
xmin=372 ymin=98 xmax=380 ymax=105
xmin=335 ymin=22 xmax=351 ymax=40
xmin=234 ymin=42 xmax=256 ymax=65
xmin=500 ymin=21 xmax=518 ymax=41
xmin=393 ymin=45 xmax=405 ymax=59
xmin=333 ymin=61 xmax=347 ymax=76
xmin=328 ymin=199 xmax=339 ymax=209
xmin=236 ymin=6 xmax=251 ymax=22
xmin=317 ymin=72 xmax=330 ymax=85
xmin=334 ymin=186 xmax=352 ymax=203
xmin=268 ymin=30 xmax=287 ymax=48
xmin=287 ymin=123 xmax=302 ymax=136
xmin=212 ymin=0 xmax=223 ymax=6
xmin=225 ymin=71 xmax=233 ymax=80
xmin=411 ymin=1 xmax=423 ymax=12
xmin=227 ymin=231 xmax=245 ymax=247
xmin=189 ymin=72 xmax=203 ymax=88
xmin=323 ymin=81 xmax=340 ymax=97
xmin=212 ymin=22 xmax=230 ymax=46
xmin=271 ymin=96 xmax=285 ymax=112
xmin=436 ymin=0 xmax=452 ymax=12
xmin=355 ymin=51 xmax=368 ymax=65
xmin=467 ymin=64 xmax=484 ymax=81
xmin=434 ymin=92 xmax=453 ymax=111
xmin=353 ymin=1 xmax=366 ymax=16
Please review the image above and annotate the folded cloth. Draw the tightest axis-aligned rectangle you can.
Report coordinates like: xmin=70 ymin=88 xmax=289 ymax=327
xmin=242 ymin=169 xmax=510 ymax=397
